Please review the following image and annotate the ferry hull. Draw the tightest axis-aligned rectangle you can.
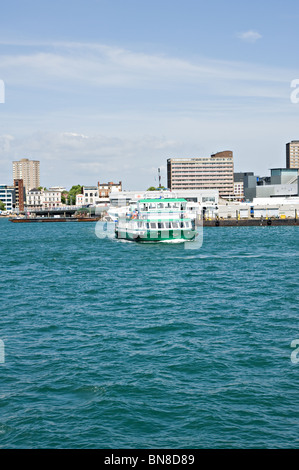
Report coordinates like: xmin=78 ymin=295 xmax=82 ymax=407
xmin=115 ymin=229 xmax=197 ymax=242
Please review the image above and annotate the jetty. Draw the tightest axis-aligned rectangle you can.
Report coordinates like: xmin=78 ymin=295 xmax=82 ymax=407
xmin=202 ymin=217 xmax=299 ymax=227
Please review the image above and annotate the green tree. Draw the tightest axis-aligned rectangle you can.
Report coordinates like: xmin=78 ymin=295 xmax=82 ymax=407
xmin=147 ymin=186 xmax=166 ymax=191
xmin=67 ymin=185 xmax=83 ymax=205
xmin=0 ymin=201 xmax=6 ymax=211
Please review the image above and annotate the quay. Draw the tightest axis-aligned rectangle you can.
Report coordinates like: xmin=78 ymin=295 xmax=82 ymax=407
xmin=202 ymin=217 xmax=299 ymax=227
xmin=8 ymin=205 xmax=105 ymax=223
xmin=8 ymin=216 xmax=299 ymax=226
xmin=9 ymin=217 xmax=100 ymax=223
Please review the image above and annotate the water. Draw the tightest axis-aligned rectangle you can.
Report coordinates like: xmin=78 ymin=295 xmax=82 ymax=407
xmin=0 ymin=218 xmax=298 ymax=449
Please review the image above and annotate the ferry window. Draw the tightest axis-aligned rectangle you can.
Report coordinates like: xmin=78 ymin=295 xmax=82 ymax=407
xmin=150 ymin=222 xmax=157 ymax=229
xmin=157 ymin=203 xmax=164 ymax=209
xmin=158 ymin=222 xmax=164 ymax=229
xmin=173 ymin=203 xmax=179 ymax=209
xmin=164 ymin=222 xmax=170 ymax=229
xmin=180 ymin=221 xmax=184 ymax=228
xmin=149 ymin=203 xmax=156 ymax=209
xmin=146 ymin=223 xmax=150 ymax=229
xmin=172 ymin=222 xmax=179 ymax=228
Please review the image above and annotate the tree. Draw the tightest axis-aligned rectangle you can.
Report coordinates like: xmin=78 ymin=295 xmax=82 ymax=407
xmin=67 ymin=185 xmax=83 ymax=205
xmin=0 ymin=201 xmax=6 ymax=211
xmin=147 ymin=186 xmax=166 ymax=191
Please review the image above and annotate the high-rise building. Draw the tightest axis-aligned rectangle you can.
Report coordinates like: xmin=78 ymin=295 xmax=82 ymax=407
xmin=167 ymin=151 xmax=234 ymax=198
xmin=12 ymin=158 xmax=40 ymax=191
xmin=286 ymin=141 xmax=299 ymax=169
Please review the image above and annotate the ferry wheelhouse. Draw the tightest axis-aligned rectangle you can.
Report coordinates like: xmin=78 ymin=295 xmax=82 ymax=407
xmin=115 ymin=198 xmax=197 ymax=242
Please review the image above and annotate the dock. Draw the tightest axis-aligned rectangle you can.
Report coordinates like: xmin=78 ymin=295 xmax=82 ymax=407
xmin=202 ymin=218 xmax=299 ymax=227
xmin=9 ymin=217 xmax=100 ymax=223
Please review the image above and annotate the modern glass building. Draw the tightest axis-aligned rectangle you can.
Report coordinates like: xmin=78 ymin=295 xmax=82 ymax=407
xmin=0 ymin=185 xmax=15 ymax=211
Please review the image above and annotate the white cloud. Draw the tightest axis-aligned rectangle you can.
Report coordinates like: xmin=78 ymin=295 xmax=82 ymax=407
xmin=236 ymin=30 xmax=262 ymax=43
xmin=0 ymin=40 xmax=296 ymax=189
xmin=0 ymin=131 xmax=184 ymax=189
xmin=0 ymin=39 xmax=290 ymax=98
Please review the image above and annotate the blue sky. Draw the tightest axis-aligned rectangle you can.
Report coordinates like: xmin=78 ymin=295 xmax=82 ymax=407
xmin=1 ymin=0 xmax=299 ymax=189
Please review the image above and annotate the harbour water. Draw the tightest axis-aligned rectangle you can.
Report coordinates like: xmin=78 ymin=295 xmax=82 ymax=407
xmin=0 ymin=218 xmax=299 ymax=448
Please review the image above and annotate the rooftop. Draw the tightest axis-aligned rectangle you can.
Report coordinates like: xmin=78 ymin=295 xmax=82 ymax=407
xmin=139 ymin=198 xmax=187 ymax=203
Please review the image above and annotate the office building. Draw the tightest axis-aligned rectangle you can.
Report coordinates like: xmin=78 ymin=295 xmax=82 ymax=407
xmin=167 ymin=151 xmax=234 ymax=198
xmin=12 ymin=158 xmax=40 ymax=191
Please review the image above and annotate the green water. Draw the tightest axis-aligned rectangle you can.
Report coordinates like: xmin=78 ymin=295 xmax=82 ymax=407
xmin=0 ymin=219 xmax=298 ymax=448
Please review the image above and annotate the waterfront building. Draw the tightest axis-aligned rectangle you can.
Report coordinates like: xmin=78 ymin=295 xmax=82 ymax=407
xmin=76 ymin=194 xmax=84 ymax=206
xmin=12 ymin=158 xmax=40 ymax=191
xmin=109 ymin=189 xmax=219 ymax=207
xmin=26 ymin=188 xmax=43 ymax=209
xmin=167 ymin=151 xmax=234 ymax=199
xmin=286 ymin=141 xmax=299 ymax=169
xmin=83 ymin=186 xmax=98 ymax=205
xmin=42 ymin=189 xmax=62 ymax=208
xmin=98 ymin=181 xmax=122 ymax=198
xmin=240 ymin=168 xmax=298 ymax=201
xmin=81 ymin=182 xmax=122 ymax=205
xmin=0 ymin=184 xmax=15 ymax=212
xmin=270 ymin=168 xmax=298 ymax=185
xmin=14 ymin=179 xmax=25 ymax=212
xmin=26 ymin=188 xmax=62 ymax=209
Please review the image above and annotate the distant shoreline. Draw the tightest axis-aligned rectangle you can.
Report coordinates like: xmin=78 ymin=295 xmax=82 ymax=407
xmin=3 ymin=216 xmax=299 ymax=226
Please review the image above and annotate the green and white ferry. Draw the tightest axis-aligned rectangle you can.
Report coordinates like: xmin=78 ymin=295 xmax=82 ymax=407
xmin=115 ymin=198 xmax=197 ymax=243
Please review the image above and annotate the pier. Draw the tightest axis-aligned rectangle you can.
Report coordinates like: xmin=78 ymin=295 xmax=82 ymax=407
xmin=202 ymin=217 xmax=299 ymax=227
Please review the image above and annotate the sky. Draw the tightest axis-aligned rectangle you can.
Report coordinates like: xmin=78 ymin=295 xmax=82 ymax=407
xmin=1 ymin=0 xmax=299 ymax=190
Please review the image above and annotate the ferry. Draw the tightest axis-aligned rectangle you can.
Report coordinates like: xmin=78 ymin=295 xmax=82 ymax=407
xmin=114 ymin=198 xmax=197 ymax=242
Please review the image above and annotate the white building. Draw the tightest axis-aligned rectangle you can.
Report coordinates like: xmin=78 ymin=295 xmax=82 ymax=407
xmin=109 ymin=189 xmax=219 ymax=207
xmin=48 ymin=186 xmax=67 ymax=192
xmin=82 ymin=182 xmax=122 ymax=206
xmin=43 ymin=190 xmax=62 ymax=208
xmin=26 ymin=188 xmax=62 ymax=209
xmin=76 ymin=194 xmax=84 ymax=206
xmin=83 ymin=186 xmax=98 ymax=205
